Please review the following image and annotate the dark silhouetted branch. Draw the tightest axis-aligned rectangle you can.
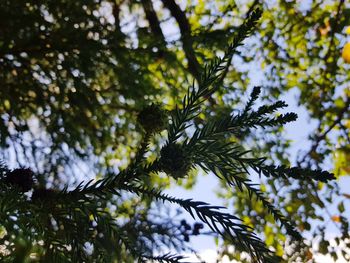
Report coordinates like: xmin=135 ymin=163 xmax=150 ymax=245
xmin=161 ymin=0 xmax=202 ymax=82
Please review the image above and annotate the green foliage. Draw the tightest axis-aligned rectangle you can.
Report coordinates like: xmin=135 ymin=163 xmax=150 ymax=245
xmin=0 ymin=7 xmax=336 ymax=262
xmin=0 ymin=0 xmax=186 ymax=180
xmin=1 ymin=0 xmax=349 ymax=262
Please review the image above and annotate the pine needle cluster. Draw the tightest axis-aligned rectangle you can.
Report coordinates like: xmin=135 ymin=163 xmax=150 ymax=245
xmin=0 ymin=8 xmax=334 ymax=263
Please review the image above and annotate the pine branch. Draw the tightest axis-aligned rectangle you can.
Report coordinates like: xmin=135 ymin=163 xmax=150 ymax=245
xmin=126 ymin=185 xmax=277 ymax=263
xmin=190 ymin=139 xmax=333 ymax=238
xmin=192 ymin=150 xmax=300 ymax=239
xmin=0 ymin=5 xmax=336 ymax=262
xmin=245 ymin=183 xmax=301 ymax=239
xmin=65 ymin=160 xmax=158 ymax=199
xmin=168 ymin=9 xmax=262 ymax=143
xmin=230 ymin=102 xmax=297 ymax=131
xmin=142 ymin=253 xmax=186 ymax=263
xmin=185 ymin=88 xmax=297 ymax=148
xmin=243 ymin=86 xmax=261 ymax=114
xmin=253 ymin=164 xmax=335 ymax=183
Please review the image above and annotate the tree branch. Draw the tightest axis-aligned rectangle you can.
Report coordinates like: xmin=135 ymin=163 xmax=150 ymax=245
xmin=161 ymin=0 xmax=201 ymax=82
xmin=298 ymin=96 xmax=350 ymax=166
xmin=141 ymin=0 xmax=166 ymax=45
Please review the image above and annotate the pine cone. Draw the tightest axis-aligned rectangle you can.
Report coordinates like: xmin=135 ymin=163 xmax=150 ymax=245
xmin=137 ymin=104 xmax=167 ymax=133
xmin=160 ymin=143 xmax=192 ymax=179
xmin=4 ymin=168 xmax=34 ymax=192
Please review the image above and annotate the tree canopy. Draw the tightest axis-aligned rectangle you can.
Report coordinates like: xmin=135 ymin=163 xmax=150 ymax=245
xmin=0 ymin=0 xmax=349 ymax=262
